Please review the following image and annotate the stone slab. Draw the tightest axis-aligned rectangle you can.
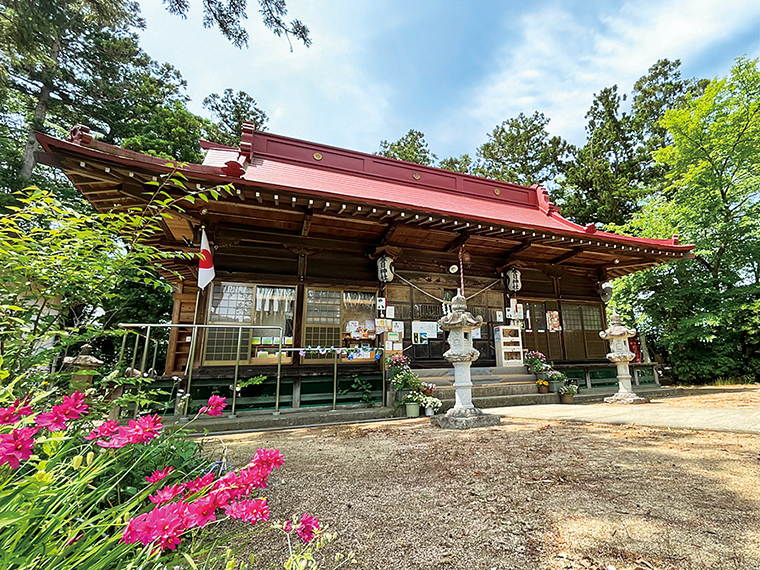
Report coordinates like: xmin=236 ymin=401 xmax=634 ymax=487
xmin=604 ymin=392 xmax=649 ymax=404
xmin=489 ymin=404 xmax=760 ymax=434
xmin=430 ymin=413 xmax=502 ymax=430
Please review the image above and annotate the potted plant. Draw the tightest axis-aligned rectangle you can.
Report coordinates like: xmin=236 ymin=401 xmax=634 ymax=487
xmin=420 ymin=394 xmax=442 ymax=416
xmin=558 ymin=382 xmax=578 ymax=404
xmin=421 ymin=381 xmax=437 ymax=396
xmin=545 ymin=369 xmax=568 ymax=393
xmin=403 ymin=391 xmax=424 ymax=417
xmin=524 ymin=351 xmax=549 ymax=375
xmin=536 ymin=379 xmax=549 ymax=393
xmin=391 ymin=367 xmax=422 ymax=399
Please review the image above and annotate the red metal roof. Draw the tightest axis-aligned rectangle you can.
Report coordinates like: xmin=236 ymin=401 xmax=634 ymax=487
xmin=36 ymin=127 xmax=692 ymax=253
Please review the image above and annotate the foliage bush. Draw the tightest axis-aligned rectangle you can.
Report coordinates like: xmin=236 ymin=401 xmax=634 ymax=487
xmin=0 ymin=386 xmax=349 ymax=569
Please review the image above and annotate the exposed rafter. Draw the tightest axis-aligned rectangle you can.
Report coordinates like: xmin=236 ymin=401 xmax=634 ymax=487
xmin=550 ymin=247 xmax=584 ymax=265
xmin=444 ymin=231 xmax=471 ymax=253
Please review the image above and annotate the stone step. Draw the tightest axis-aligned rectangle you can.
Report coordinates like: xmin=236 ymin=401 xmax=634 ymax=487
xmin=415 ymin=366 xmax=529 ymax=377
xmin=180 ymin=406 xmax=396 ymax=434
xmin=424 ymin=375 xmax=537 ymax=387
xmin=435 ymin=382 xmax=539 ymax=399
xmin=439 ymin=392 xmax=560 ymax=412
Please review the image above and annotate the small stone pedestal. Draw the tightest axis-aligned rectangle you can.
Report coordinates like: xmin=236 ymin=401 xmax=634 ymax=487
xmin=600 ymin=314 xmax=648 ymax=405
xmin=430 ymin=294 xmax=501 ymax=430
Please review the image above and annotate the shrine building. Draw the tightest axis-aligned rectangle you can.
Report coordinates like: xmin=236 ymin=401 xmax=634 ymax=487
xmin=35 ymin=125 xmax=693 ymax=412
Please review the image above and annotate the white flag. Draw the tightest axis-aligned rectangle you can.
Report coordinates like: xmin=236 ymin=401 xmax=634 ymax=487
xmin=198 ymin=229 xmax=215 ymax=290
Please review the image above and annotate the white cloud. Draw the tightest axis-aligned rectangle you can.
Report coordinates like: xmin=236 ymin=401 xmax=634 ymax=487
xmin=138 ymin=0 xmax=393 ymax=151
xmin=439 ymin=0 xmax=759 ymax=151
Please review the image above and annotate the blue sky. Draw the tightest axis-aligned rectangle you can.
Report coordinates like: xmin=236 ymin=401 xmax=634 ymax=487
xmin=139 ymin=0 xmax=760 ymax=159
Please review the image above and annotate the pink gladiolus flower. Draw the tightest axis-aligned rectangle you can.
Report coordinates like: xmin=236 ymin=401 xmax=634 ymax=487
xmin=0 ymin=427 xmax=38 ymax=469
xmin=199 ymin=395 xmax=227 ymax=416
xmin=85 ymin=420 xmax=119 ymax=441
xmin=250 ymin=448 xmax=284 ymax=471
xmin=0 ymin=398 xmax=33 ymax=425
xmin=146 ymin=466 xmax=174 ymax=484
xmin=35 ymin=408 xmax=68 ymax=432
xmin=187 ymin=495 xmax=217 ymax=528
xmin=184 ymin=472 xmax=216 ymax=495
xmin=223 ymin=498 xmax=269 ymax=524
xmin=127 ymin=414 xmax=163 ymax=444
xmin=149 ymin=483 xmax=185 ymax=505
xmin=296 ymin=513 xmax=321 ymax=543
xmin=122 ymin=502 xmax=190 ymax=551
xmin=96 ymin=415 xmax=163 ymax=448
xmin=59 ymin=392 xmax=88 ymax=419
xmin=96 ymin=434 xmax=130 ymax=449
xmin=283 ymin=520 xmax=293 ymax=532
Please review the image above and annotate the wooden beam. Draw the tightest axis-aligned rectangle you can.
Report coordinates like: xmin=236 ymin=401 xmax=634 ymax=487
xmin=444 ymin=231 xmax=471 ymax=253
xmin=380 ymin=221 xmax=400 ymax=246
xmin=301 ymin=208 xmax=313 ymax=237
xmin=297 ymin=253 xmax=308 ymax=281
xmin=550 ymin=247 xmax=584 ymax=265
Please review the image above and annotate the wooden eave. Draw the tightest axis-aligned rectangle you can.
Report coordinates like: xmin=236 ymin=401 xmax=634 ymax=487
xmin=35 ymin=132 xmax=695 ymax=284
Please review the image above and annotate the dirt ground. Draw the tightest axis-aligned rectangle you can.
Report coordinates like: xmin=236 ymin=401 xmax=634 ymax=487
xmin=204 ymin=387 xmax=759 ymax=570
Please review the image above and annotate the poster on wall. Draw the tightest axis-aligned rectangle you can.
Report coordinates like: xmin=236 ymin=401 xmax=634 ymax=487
xmin=375 ymin=319 xmax=393 ymax=334
xmin=392 ymin=321 xmax=404 ymax=337
xmin=386 ymin=306 xmax=395 ymax=319
xmin=471 ymin=327 xmax=482 ymax=340
xmin=412 ymin=321 xmax=439 ymax=339
xmin=412 ymin=332 xmax=428 ymax=345
xmin=547 ymin=311 xmax=561 ymax=332
xmin=387 ymin=332 xmax=400 ymax=342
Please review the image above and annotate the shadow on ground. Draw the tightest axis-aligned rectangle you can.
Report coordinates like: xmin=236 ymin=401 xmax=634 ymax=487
xmin=207 ymin=417 xmax=759 ymax=570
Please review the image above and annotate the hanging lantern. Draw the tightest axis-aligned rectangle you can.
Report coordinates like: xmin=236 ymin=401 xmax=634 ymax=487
xmin=377 ymin=255 xmax=395 ymax=282
xmin=503 ymin=267 xmax=522 ymax=292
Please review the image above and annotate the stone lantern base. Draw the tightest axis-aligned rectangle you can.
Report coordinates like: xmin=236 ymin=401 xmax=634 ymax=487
xmin=430 ymin=407 xmax=501 ymax=430
xmin=604 ymin=392 xmax=649 ymax=405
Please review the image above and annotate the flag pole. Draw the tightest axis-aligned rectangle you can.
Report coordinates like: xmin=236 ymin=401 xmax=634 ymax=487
xmin=182 ymin=287 xmax=202 ymax=417
xmin=183 ymin=226 xmax=215 ymax=417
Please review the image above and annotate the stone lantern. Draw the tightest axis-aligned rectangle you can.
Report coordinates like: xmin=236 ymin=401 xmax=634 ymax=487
xmin=599 ymin=313 xmax=647 ymax=404
xmin=430 ymin=293 xmax=501 ymax=429
xmin=67 ymin=344 xmax=104 ymax=392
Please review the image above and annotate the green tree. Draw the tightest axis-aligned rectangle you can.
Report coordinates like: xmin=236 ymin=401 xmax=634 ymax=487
xmin=0 ymin=0 xmax=142 ymax=180
xmin=556 ymin=60 xmax=707 ymax=225
xmin=476 ymin=111 xmax=571 ymax=186
xmin=377 ymin=129 xmax=437 ymax=166
xmin=610 ymin=57 xmax=760 ymax=383
xmin=121 ymin=100 xmax=209 ymax=163
xmin=439 ymin=154 xmax=474 ymax=174
xmin=164 ymin=0 xmax=311 ymax=49
xmin=203 ymin=88 xmax=268 ymax=147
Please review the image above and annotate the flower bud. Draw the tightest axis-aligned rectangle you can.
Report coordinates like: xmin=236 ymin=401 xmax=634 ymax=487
xmin=86 ymin=451 xmax=95 ymax=466
xmin=72 ymin=455 xmax=83 ymax=470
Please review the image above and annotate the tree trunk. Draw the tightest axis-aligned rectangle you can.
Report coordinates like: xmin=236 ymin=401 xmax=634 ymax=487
xmin=20 ymin=38 xmax=60 ymax=181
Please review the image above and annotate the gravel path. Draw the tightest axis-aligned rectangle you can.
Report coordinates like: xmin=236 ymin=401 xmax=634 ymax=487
xmin=205 ymin=392 xmax=760 ymax=570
